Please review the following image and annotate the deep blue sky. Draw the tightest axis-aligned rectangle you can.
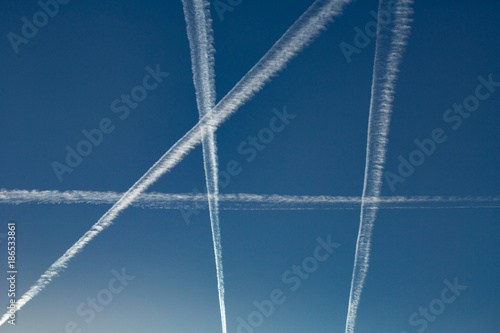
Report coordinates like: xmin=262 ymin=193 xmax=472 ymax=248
xmin=1 ymin=0 xmax=499 ymax=332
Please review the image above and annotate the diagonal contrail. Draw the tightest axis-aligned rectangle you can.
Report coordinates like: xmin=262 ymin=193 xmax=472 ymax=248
xmin=2 ymin=188 xmax=500 ymax=210
xmin=181 ymin=0 xmax=227 ymax=331
xmin=345 ymin=1 xmax=414 ymax=332
xmin=0 ymin=0 xmax=353 ymax=326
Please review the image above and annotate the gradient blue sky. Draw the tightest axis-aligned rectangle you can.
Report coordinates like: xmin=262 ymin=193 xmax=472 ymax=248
xmin=1 ymin=0 xmax=499 ymax=332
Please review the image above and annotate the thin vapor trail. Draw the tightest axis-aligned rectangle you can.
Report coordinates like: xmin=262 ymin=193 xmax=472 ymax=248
xmin=182 ymin=0 xmax=227 ymax=331
xmin=345 ymin=1 xmax=414 ymax=332
xmin=2 ymin=189 xmax=500 ymax=210
xmin=0 ymin=0 xmax=353 ymax=326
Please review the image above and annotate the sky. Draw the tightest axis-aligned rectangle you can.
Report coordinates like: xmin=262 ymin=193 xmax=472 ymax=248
xmin=1 ymin=0 xmax=499 ymax=332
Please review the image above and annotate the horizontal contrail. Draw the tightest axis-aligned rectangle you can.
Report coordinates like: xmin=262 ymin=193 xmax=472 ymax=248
xmin=345 ymin=1 xmax=414 ymax=332
xmin=0 ymin=0 xmax=354 ymax=326
xmin=1 ymin=189 xmax=499 ymax=210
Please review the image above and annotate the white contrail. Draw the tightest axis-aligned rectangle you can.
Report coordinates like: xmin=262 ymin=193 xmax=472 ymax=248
xmin=2 ymin=189 xmax=500 ymax=210
xmin=182 ymin=0 xmax=227 ymax=331
xmin=0 ymin=0 xmax=354 ymax=326
xmin=345 ymin=1 xmax=414 ymax=332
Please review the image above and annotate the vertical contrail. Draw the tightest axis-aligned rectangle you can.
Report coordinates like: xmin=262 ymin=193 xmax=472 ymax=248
xmin=345 ymin=1 xmax=413 ymax=332
xmin=181 ymin=0 xmax=227 ymax=332
xmin=0 ymin=0 xmax=354 ymax=326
